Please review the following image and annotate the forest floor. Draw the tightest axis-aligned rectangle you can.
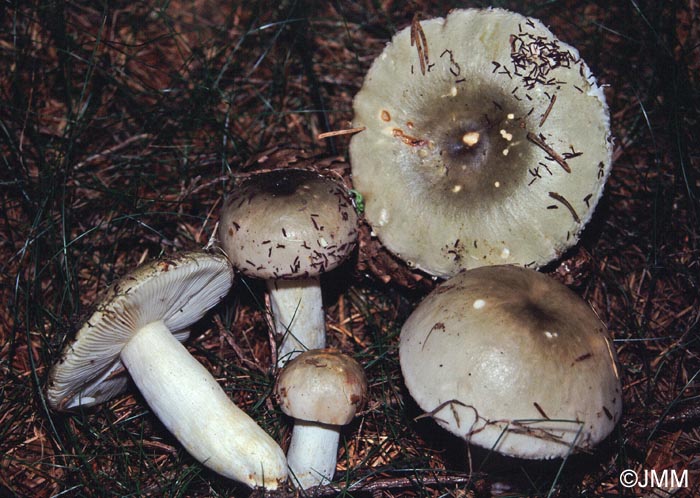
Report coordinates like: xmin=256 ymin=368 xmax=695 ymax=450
xmin=1 ymin=1 xmax=698 ymax=497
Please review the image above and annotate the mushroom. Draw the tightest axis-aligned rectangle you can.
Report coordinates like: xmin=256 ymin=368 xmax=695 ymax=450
xmin=218 ymin=168 xmax=359 ymax=366
xmin=350 ymin=8 xmax=612 ymax=278
xmin=275 ymin=349 xmax=368 ymax=489
xmin=47 ymin=251 xmax=287 ymax=489
xmin=399 ymin=265 xmax=622 ymax=459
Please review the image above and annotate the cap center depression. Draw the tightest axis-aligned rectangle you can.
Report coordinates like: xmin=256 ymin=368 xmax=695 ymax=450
xmin=401 ymin=81 xmax=530 ymax=207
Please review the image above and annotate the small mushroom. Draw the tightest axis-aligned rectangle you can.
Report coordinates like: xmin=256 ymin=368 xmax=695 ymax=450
xmin=399 ymin=265 xmax=622 ymax=459
xmin=47 ymin=251 xmax=287 ymax=489
xmin=219 ymin=169 xmax=359 ymax=366
xmin=350 ymin=8 xmax=612 ymax=278
xmin=275 ymin=349 xmax=368 ymax=489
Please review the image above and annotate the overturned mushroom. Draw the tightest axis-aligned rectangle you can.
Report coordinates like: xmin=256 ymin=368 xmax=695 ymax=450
xmin=350 ymin=8 xmax=612 ymax=278
xmin=47 ymin=252 xmax=287 ymax=489
xmin=399 ymin=265 xmax=622 ymax=459
xmin=219 ymin=169 xmax=359 ymax=366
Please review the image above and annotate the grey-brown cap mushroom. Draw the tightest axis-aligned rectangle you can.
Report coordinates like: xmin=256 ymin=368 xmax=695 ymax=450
xmin=399 ymin=265 xmax=622 ymax=459
xmin=219 ymin=169 xmax=359 ymax=366
xmin=350 ymin=8 xmax=612 ymax=278
xmin=275 ymin=349 xmax=368 ymax=489
xmin=47 ymin=251 xmax=287 ymax=489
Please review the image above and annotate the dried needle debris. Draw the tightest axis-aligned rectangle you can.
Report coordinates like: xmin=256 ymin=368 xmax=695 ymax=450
xmin=350 ymin=8 xmax=612 ymax=278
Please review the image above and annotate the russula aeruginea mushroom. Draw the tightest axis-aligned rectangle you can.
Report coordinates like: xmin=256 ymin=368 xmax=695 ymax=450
xmin=350 ymin=8 xmax=612 ymax=278
xmin=399 ymin=265 xmax=621 ymax=459
xmin=47 ymin=251 xmax=287 ymax=489
xmin=275 ymin=349 xmax=368 ymax=489
xmin=219 ymin=169 xmax=359 ymax=366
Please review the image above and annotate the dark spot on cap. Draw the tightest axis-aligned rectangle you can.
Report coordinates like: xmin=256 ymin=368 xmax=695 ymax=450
xmin=243 ymin=168 xmax=322 ymax=197
xmin=602 ymin=406 xmax=613 ymax=420
xmin=572 ymin=352 xmax=593 ymax=365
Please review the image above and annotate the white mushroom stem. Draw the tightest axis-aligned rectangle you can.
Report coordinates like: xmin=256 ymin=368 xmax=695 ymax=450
xmin=268 ymin=277 xmax=326 ymax=367
xmin=120 ymin=320 xmax=287 ymax=489
xmin=286 ymin=420 xmax=341 ymax=489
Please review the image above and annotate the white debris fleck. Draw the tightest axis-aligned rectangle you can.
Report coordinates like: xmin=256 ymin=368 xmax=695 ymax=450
xmin=377 ymin=208 xmax=389 ymax=226
xmin=500 ymin=129 xmax=513 ymax=141
xmin=473 ymin=299 xmax=486 ymax=310
xmin=462 ymin=131 xmax=480 ymax=147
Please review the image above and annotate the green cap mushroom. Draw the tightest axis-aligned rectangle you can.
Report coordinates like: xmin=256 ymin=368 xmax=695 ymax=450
xmin=400 ymin=265 xmax=622 ymax=459
xmin=350 ymin=8 xmax=612 ymax=278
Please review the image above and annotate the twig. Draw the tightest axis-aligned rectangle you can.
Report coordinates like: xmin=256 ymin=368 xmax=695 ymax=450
xmin=548 ymin=192 xmax=581 ymax=223
xmin=317 ymin=127 xmax=365 ymax=140
xmin=265 ymin=292 xmax=278 ymax=367
xmin=411 ymin=13 xmax=430 ymax=75
xmin=214 ymin=316 xmax=266 ymax=374
xmin=251 ymin=473 xmax=477 ymax=497
xmin=74 ymin=133 xmax=152 ymax=170
xmin=539 ymin=94 xmax=556 ymax=127
xmin=527 ymin=132 xmax=571 ymax=173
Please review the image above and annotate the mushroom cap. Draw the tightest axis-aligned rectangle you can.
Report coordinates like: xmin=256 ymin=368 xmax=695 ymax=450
xmin=219 ymin=169 xmax=359 ymax=280
xmin=276 ymin=349 xmax=368 ymax=426
xmin=47 ymin=251 xmax=234 ymax=411
xmin=399 ymin=265 xmax=622 ymax=459
xmin=350 ymin=8 xmax=612 ymax=278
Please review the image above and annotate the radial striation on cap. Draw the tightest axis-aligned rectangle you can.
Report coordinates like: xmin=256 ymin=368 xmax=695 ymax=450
xmin=350 ymin=8 xmax=612 ymax=278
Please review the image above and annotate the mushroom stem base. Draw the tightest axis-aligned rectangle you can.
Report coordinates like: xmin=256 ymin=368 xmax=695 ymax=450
xmin=121 ymin=320 xmax=287 ymax=488
xmin=268 ymin=277 xmax=325 ymax=367
xmin=286 ymin=420 xmax=341 ymax=489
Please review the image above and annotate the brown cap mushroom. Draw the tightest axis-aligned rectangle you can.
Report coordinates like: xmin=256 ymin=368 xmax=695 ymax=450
xmin=219 ymin=169 xmax=359 ymax=365
xmin=47 ymin=251 xmax=287 ymax=489
xmin=275 ymin=349 xmax=368 ymax=488
xmin=350 ymin=8 xmax=612 ymax=278
xmin=399 ymin=265 xmax=622 ymax=459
